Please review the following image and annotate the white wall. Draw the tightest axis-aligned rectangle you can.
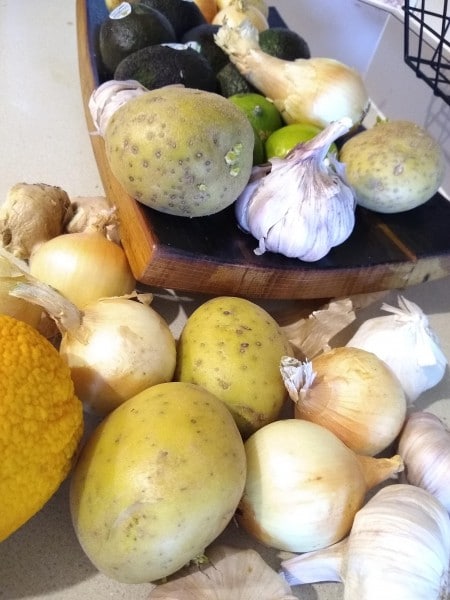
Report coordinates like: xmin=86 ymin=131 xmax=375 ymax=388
xmin=271 ymin=0 xmax=389 ymax=74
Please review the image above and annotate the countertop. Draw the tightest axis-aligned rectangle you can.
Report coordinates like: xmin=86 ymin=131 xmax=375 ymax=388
xmin=1 ymin=1 xmax=449 ymax=599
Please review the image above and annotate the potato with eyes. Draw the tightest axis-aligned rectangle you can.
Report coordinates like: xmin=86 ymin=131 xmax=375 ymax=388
xmin=340 ymin=120 xmax=444 ymax=214
xmin=175 ymin=296 xmax=292 ymax=437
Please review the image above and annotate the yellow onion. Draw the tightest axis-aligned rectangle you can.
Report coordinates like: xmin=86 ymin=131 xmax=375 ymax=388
xmin=0 ymin=254 xmax=42 ymax=328
xmin=213 ymin=0 xmax=269 ymax=31
xmin=281 ymin=347 xmax=407 ymax=456
xmin=10 ymin=279 xmax=176 ymax=416
xmin=29 ymin=232 xmax=136 ymax=308
xmin=238 ymin=419 xmax=404 ymax=553
xmin=216 ymin=0 xmax=269 ymax=18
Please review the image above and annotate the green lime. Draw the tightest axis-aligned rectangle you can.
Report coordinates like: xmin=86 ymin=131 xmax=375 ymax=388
xmin=228 ymin=93 xmax=283 ymax=143
xmin=265 ymin=123 xmax=338 ymax=159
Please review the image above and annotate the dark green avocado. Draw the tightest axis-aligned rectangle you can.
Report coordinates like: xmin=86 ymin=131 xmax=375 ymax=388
xmin=99 ymin=5 xmax=177 ymax=75
xmin=181 ymin=24 xmax=229 ymax=74
xmin=114 ymin=43 xmax=218 ymax=92
xmin=259 ymin=27 xmax=311 ymax=60
xmin=136 ymin=0 xmax=207 ymax=39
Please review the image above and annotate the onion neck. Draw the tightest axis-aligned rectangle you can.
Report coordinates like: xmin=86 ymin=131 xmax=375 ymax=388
xmin=10 ymin=280 xmax=82 ymax=333
xmin=356 ymin=454 xmax=404 ymax=491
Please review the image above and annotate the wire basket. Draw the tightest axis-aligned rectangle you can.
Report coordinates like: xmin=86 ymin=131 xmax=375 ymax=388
xmin=404 ymin=0 xmax=450 ymax=105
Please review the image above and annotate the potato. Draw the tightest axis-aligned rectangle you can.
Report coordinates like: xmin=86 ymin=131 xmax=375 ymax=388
xmin=175 ymin=296 xmax=292 ymax=437
xmin=340 ymin=120 xmax=444 ymax=213
xmin=104 ymin=87 xmax=254 ymax=217
xmin=70 ymin=382 xmax=246 ymax=583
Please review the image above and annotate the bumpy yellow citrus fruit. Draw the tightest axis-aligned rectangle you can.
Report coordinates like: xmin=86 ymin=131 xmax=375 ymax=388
xmin=0 ymin=315 xmax=83 ymax=541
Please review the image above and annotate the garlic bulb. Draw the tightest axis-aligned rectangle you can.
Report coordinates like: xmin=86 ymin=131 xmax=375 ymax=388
xmin=148 ymin=545 xmax=297 ymax=599
xmin=88 ymin=79 xmax=148 ymax=137
xmin=235 ymin=118 xmax=356 ymax=262
xmin=346 ymin=295 xmax=447 ymax=403
xmin=281 ymin=484 xmax=450 ymax=599
xmin=398 ymin=411 xmax=450 ymax=512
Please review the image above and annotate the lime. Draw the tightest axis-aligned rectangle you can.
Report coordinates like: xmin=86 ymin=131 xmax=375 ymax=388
xmin=228 ymin=93 xmax=283 ymax=143
xmin=265 ymin=123 xmax=338 ymax=159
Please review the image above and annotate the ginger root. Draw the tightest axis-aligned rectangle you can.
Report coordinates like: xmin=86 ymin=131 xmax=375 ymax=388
xmin=0 ymin=183 xmax=73 ymax=259
xmin=66 ymin=196 xmax=121 ymax=244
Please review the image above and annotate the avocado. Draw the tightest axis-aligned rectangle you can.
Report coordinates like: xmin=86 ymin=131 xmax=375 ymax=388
xmin=216 ymin=62 xmax=258 ymax=97
xmin=114 ymin=44 xmax=218 ymax=92
xmin=136 ymin=0 xmax=207 ymax=39
xmin=259 ymin=27 xmax=311 ymax=60
xmin=99 ymin=5 xmax=177 ymax=75
xmin=181 ymin=24 xmax=229 ymax=74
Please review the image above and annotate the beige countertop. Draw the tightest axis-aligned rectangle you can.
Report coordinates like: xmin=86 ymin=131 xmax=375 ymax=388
xmin=0 ymin=1 xmax=449 ymax=599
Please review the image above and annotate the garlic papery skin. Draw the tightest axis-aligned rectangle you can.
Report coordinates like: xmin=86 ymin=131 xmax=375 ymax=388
xmin=281 ymin=484 xmax=450 ymax=600
xmin=346 ymin=295 xmax=448 ymax=403
xmin=281 ymin=347 xmax=407 ymax=456
xmin=237 ymin=418 xmax=403 ymax=554
xmin=88 ymin=79 xmax=148 ymax=137
xmin=149 ymin=545 xmax=297 ymax=600
xmin=235 ymin=118 xmax=356 ymax=262
xmin=398 ymin=411 xmax=450 ymax=512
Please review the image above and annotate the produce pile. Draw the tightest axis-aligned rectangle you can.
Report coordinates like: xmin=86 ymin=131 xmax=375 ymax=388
xmin=0 ymin=177 xmax=450 ymax=598
xmin=1 ymin=1 xmax=449 ymax=598
xmin=89 ymin=0 xmax=445 ymax=262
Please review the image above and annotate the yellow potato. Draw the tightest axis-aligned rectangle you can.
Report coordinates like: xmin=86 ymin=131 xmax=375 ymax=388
xmin=340 ymin=120 xmax=444 ymax=213
xmin=70 ymin=382 xmax=246 ymax=583
xmin=175 ymin=296 xmax=292 ymax=437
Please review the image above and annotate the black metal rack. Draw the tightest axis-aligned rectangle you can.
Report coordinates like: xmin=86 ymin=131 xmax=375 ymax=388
xmin=404 ymin=0 xmax=450 ymax=105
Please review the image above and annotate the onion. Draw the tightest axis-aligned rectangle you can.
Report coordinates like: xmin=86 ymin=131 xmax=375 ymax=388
xmin=212 ymin=0 xmax=269 ymax=31
xmin=0 ymin=255 xmax=42 ymax=328
xmin=29 ymin=232 xmax=136 ymax=308
xmin=281 ymin=347 xmax=408 ymax=456
xmin=10 ymin=279 xmax=176 ymax=416
xmin=238 ymin=419 xmax=404 ymax=553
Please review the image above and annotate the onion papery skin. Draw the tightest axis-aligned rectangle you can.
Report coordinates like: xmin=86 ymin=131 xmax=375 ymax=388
xmin=294 ymin=347 xmax=407 ymax=456
xmin=59 ymin=297 xmax=177 ymax=416
xmin=29 ymin=232 xmax=136 ymax=308
xmin=237 ymin=419 xmax=403 ymax=553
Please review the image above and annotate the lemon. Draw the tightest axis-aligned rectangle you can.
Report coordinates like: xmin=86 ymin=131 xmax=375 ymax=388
xmin=265 ymin=123 xmax=338 ymax=159
xmin=228 ymin=93 xmax=283 ymax=143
